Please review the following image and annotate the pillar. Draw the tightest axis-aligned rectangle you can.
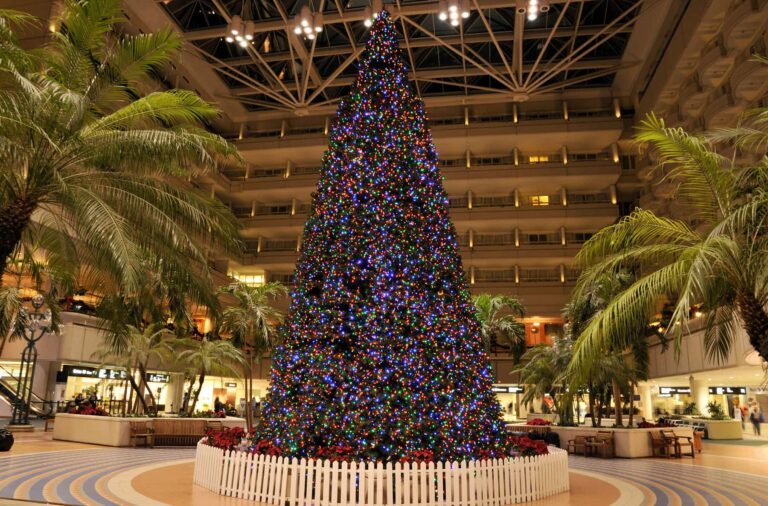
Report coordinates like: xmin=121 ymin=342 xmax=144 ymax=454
xmin=638 ymin=383 xmax=653 ymax=420
xmin=690 ymin=375 xmax=709 ymax=415
xmin=165 ymin=373 xmax=185 ymax=414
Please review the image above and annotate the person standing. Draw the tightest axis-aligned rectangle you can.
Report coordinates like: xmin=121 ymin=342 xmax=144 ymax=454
xmin=733 ymin=398 xmax=743 ymax=431
xmin=749 ymin=401 xmax=762 ymax=436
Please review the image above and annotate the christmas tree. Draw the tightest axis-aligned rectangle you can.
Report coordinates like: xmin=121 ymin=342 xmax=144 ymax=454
xmin=260 ymin=11 xmax=507 ymax=462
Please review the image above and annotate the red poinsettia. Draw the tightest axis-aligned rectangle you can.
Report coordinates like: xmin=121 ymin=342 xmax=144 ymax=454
xmin=508 ymin=436 xmax=549 ymax=457
xmin=399 ymin=449 xmax=435 ymax=465
xmin=314 ymin=445 xmax=355 ymax=462
xmin=253 ymin=439 xmax=283 ymax=456
xmin=527 ymin=418 xmax=552 ymax=426
xmin=68 ymin=405 xmax=109 ymax=416
xmin=205 ymin=427 xmax=247 ymax=451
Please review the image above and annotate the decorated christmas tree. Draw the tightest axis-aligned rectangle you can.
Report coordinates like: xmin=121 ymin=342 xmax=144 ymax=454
xmin=260 ymin=11 xmax=507 ymax=462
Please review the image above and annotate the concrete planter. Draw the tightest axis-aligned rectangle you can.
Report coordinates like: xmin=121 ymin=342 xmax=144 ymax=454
xmin=52 ymin=413 xmax=246 ymax=447
xmin=685 ymin=418 xmax=743 ymax=439
xmin=548 ymin=426 xmax=695 ymax=458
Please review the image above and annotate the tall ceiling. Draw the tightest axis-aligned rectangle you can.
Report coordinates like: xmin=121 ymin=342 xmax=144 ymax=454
xmin=150 ymin=0 xmax=647 ymax=119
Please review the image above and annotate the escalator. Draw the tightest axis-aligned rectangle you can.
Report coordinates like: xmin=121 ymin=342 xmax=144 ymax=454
xmin=0 ymin=366 xmax=55 ymax=418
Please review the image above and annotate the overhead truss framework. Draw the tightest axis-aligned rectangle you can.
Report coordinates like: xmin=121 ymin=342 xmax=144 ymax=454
xmin=159 ymin=0 xmax=645 ymax=117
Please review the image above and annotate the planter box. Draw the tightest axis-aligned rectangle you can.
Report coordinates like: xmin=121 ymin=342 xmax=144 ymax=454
xmin=53 ymin=414 xmax=246 ymax=447
xmin=548 ymin=426 xmax=694 ymax=458
xmin=686 ymin=418 xmax=743 ymax=440
xmin=194 ymin=442 xmax=570 ymax=505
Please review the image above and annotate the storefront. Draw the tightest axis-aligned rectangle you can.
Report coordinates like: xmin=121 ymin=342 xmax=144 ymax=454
xmin=493 ymin=384 xmax=525 ymax=421
xmin=55 ymin=365 xmax=174 ymax=411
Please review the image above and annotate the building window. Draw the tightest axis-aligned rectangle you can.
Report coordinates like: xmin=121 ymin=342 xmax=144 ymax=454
xmin=528 ymin=155 xmax=549 ymax=163
xmin=529 ymin=195 xmax=550 ymax=206
xmin=620 ymin=155 xmax=637 ymax=171
xmin=231 ymin=274 xmax=265 ymax=286
xmin=527 ymin=233 xmax=549 ymax=243
xmin=573 ymin=232 xmax=593 ymax=243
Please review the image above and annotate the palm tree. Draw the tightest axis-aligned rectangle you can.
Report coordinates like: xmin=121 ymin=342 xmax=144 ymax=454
xmin=176 ymin=336 xmax=244 ymax=413
xmin=514 ymin=336 xmax=573 ymax=422
xmin=218 ymin=282 xmax=287 ymax=427
xmin=0 ymin=1 xmax=242 ymax=292
xmin=570 ymin=111 xmax=768 ymax=376
xmin=93 ymin=323 xmax=174 ymax=414
xmin=565 ymin=271 xmax=650 ymax=426
xmin=472 ymin=294 xmax=526 ymax=361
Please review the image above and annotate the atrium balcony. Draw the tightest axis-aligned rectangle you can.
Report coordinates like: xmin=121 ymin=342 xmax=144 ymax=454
xmin=731 ymin=57 xmax=768 ymax=101
xmin=721 ymin=0 xmax=768 ymax=51
xmin=698 ymin=40 xmax=736 ymax=88
xmin=233 ymin=113 xmax=626 ymax=167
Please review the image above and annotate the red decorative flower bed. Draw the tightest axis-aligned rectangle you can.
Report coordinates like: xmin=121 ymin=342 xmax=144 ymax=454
xmin=202 ymin=428 xmax=548 ymax=461
xmin=527 ymin=418 xmax=552 ymax=426
xmin=68 ymin=405 xmax=109 ymax=416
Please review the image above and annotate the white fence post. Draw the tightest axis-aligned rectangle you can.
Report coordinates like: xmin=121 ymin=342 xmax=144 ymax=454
xmin=194 ymin=445 xmax=568 ymax=505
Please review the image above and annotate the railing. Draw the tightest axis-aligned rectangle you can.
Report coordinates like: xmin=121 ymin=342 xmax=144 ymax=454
xmin=473 ymin=233 xmax=515 ymax=247
xmin=194 ymin=442 xmax=569 ymax=505
xmin=519 ymin=269 xmax=560 ymax=283
xmin=567 ymin=193 xmax=611 ymax=204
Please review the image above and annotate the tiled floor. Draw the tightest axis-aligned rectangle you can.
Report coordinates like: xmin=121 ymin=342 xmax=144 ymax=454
xmin=1 ymin=431 xmax=767 ymax=506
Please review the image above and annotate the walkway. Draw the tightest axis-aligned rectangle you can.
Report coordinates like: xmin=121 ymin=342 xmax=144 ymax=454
xmin=1 ymin=431 xmax=767 ymax=505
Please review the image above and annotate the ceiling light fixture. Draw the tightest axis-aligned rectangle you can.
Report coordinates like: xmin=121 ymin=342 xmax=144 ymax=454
xmin=293 ymin=5 xmax=323 ymax=40
xmin=225 ymin=1 xmax=256 ymax=48
xmin=363 ymin=0 xmax=383 ymax=29
xmin=526 ymin=0 xmax=550 ymax=22
xmin=438 ymin=0 xmax=470 ymax=27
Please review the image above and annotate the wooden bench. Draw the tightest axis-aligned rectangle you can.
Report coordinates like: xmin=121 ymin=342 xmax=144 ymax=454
xmin=152 ymin=419 xmax=207 ymax=446
xmin=650 ymin=430 xmax=675 ymax=458
xmin=566 ymin=434 xmax=590 ymax=456
xmin=586 ymin=430 xmax=615 ymax=458
xmin=662 ymin=429 xmax=695 ymax=458
xmin=129 ymin=421 xmax=154 ymax=448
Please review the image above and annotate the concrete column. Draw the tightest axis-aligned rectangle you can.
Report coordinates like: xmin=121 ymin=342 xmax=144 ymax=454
xmin=638 ymin=383 xmax=653 ymax=420
xmin=691 ymin=375 xmax=709 ymax=415
xmin=165 ymin=373 xmax=185 ymax=414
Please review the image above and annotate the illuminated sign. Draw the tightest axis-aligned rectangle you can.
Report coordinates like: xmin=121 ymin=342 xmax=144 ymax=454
xmin=146 ymin=373 xmax=170 ymax=383
xmin=658 ymin=386 xmax=691 ymax=397
xmin=492 ymin=385 xmax=525 ymax=394
xmin=708 ymin=386 xmax=746 ymax=395
xmin=63 ymin=366 xmax=127 ymax=379
xmin=225 ymin=382 xmax=237 ymax=388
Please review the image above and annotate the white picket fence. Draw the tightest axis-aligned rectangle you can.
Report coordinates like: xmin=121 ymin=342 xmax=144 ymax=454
xmin=194 ymin=441 xmax=569 ymax=505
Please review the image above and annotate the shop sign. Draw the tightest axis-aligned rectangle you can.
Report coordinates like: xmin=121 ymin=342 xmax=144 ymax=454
xmin=146 ymin=373 xmax=170 ymax=383
xmin=225 ymin=382 xmax=237 ymax=388
xmin=62 ymin=365 xmax=127 ymax=379
xmin=65 ymin=366 xmax=98 ymax=378
xmin=492 ymin=385 xmax=525 ymax=394
xmin=708 ymin=386 xmax=746 ymax=395
xmin=658 ymin=386 xmax=690 ymax=397
xmin=99 ymin=369 xmax=127 ymax=380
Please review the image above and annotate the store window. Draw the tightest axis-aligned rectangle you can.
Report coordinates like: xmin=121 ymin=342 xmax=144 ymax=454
xmin=529 ymin=195 xmax=550 ymax=206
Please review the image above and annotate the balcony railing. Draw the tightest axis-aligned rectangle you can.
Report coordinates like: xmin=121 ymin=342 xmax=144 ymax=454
xmin=242 ymin=108 xmax=621 ymax=141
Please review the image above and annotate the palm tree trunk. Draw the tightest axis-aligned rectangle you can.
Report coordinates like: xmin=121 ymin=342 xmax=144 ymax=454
xmin=628 ymin=382 xmax=636 ymax=427
xmin=588 ymin=386 xmax=596 ymax=427
xmin=127 ymin=373 xmax=149 ymax=413
xmin=191 ymin=370 xmax=205 ymax=412
xmin=736 ymin=291 xmax=768 ymax=362
xmin=137 ymin=364 xmax=156 ymax=414
xmin=0 ymin=196 xmax=37 ymax=276
xmin=612 ymin=379 xmax=623 ymax=427
xmin=182 ymin=377 xmax=195 ymax=413
xmin=244 ymin=358 xmax=253 ymax=429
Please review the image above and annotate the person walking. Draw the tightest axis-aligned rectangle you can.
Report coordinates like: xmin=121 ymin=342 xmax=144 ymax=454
xmin=749 ymin=401 xmax=762 ymax=436
xmin=733 ymin=398 xmax=744 ymax=431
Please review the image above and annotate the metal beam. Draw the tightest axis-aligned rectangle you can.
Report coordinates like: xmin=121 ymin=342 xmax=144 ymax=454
xmin=182 ymin=0 xmax=597 ymax=41
xmin=228 ymin=58 xmax=625 ymax=95
xmin=208 ymin=26 xmax=633 ymax=68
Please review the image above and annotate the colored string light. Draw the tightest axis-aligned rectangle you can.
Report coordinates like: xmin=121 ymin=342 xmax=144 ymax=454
xmin=259 ymin=10 xmax=507 ymax=463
